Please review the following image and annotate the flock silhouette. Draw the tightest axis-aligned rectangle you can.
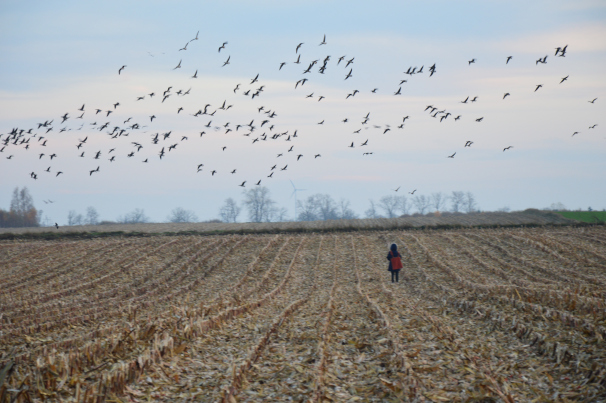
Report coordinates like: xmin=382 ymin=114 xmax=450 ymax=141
xmin=0 ymin=32 xmax=600 ymax=202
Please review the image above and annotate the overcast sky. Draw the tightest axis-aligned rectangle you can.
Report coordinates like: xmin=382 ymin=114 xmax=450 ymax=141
xmin=1 ymin=0 xmax=605 ymax=224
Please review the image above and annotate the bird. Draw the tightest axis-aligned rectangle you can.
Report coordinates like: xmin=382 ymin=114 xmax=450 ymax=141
xmin=255 ymin=180 xmax=261 ymax=185
xmin=218 ymin=42 xmax=228 ymax=52
xmin=173 ymin=60 xmax=182 ymax=70
xmin=589 ymin=98 xmax=597 ymax=103
xmin=372 ymin=88 xmax=378 ymax=93
xmin=560 ymin=75 xmax=569 ymax=84
xmin=296 ymin=42 xmax=303 ymax=53
xmin=394 ymin=87 xmax=401 ymax=95
xmin=409 ymin=189 xmax=417 ymax=194
xmin=319 ymin=34 xmax=326 ymax=45
xmin=535 ymin=84 xmax=543 ymax=92
xmin=314 ymin=154 xmax=321 ymax=158
xmin=475 ymin=117 xmax=484 ymax=122
xmin=349 ymin=142 xmax=354 ymax=148
xmin=503 ymin=146 xmax=513 ymax=151
xmin=179 ymin=42 xmax=188 ymax=51
xmin=223 ymin=56 xmax=230 ymax=67
xmin=394 ymin=187 xmax=400 ymax=192
xmin=279 ymin=62 xmax=286 ymax=70
xmin=503 ymin=93 xmax=510 ymax=99
xmin=118 ymin=65 xmax=126 ymax=74
xmin=468 ymin=58 xmax=476 ymax=65
xmin=589 ymin=124 xmax=598 ymax=129
xmin=447 ymin=152 xmax=456 ymax=158
xmin=345 ymin=69 xmax=353 ymax=80
xmin=461 ymin=96 xmax=469 ymax=103
xmin=506 ymin=56 xmax=512 ymax=64
xmin=192 ymin=70 xmax=198 ymax=78
xmin=55 ymin=223 xmax=59 ymax=229
xmin=572 ymin=132 xmax=579 ymax=137
xmin=78 ymin=104 xmax=85 ymax=111
xmin=239 ymin=181 xmax=246 ymax=187
xmin=251 ymin=73 xmax=259 ymax=84
xmin=465 ymin=141 xmax=473 ymax=147
xmin=56 ymin=171 xmax=63 ymax=176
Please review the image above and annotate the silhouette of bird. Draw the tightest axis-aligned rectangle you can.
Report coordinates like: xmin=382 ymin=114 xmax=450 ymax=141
xmin=409 ymin=189 xmax=417 ymax=194
xmin=560 ymin=75 xmax=569 ymax=84
xmin=589 ymin=98 xmax=597 ymax=103
xmin=192 ymin=70 xmax=198 ymax=78
xmin=468 ymin=58 xmax=476 ymax=65
xmin=255 ymin=180 xmax=261 ymax=185
xmin=218 ymin=42 xmax=228 ymax=52
xmin=506 ymin=56 xmax=512 ymax=64
xmin=447 ymin=152 xmax=456 ymax=158
xmin=173 ymin=60 xmax=182 ymax=70
xmin=223 ymin=56 xmax=230 ymax=67
xmin=572 ymin=132 xmax=579 ymax=137
xmin=118 ymin=65 xmax=126 ymax=74
xmin=56 ymin=171 xmax=63 ymax=176
xmin=465 ymin=141 xmax=473 ymax=147
xmin=461 ymin=96 xmax=469 ymax=104
xmin=296 ymin=43 xmax=303 ymax=53
xmin=475 ymin=117 xmax=484 ymax=122
xmin=503 ymin=146 xmax=513 ymax=151
xmin=535 ymin=84 xmax=543 ymax=92
xmin=394 ymin=87 xmax=401 ymax=95
xmin=589 ymin=124 xmax=598 ymax=129
xmin=239 ymin=181 xmax=246 ymax=187
xmin=503 ymin=93 xmax=510 ymax=99
xmin=319 ymin=34 xmax=326 ymax=45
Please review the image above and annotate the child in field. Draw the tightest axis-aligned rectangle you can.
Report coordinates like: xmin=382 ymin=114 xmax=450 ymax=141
xmin=387 ymin=243 xmax=403 ymax=283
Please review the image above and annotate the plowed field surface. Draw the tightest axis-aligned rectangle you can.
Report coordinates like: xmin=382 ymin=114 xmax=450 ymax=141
xmin=1 ymin=226 xmax=605 ymax=402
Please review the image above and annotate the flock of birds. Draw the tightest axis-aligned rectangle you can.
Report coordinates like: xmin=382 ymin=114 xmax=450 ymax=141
xmin=0 ymin=32 xmax=601 ymax=206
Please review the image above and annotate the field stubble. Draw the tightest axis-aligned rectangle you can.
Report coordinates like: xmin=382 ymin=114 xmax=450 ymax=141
xmin=1 ymin=226 xmax=605 ymax=402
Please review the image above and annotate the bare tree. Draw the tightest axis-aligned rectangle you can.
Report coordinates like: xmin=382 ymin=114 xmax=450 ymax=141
xmin=297 ymin=194 xmax=320 ymax=221
xmin=378 ymin=195 xmax=400 ymax=218
xmin=67 ymin=210 xmax=83 ymax=226
xmin=270 ymin=206 xmax=289 ymax=222
xmin=337 ymin=199 xmax=358 ymax=219
xmin=243 ymin=187 xmax=276 ymax=222
xmin=464 ymin=192 xmax=478 ymax=213
xmin=450 ymin=191 xmax=465 ymax=213
xmin=219 ymin=198 xmax=241 ymax=223
xmin=365 ymin=199 xmax=382 ymax=218
xmin=118 ymin=208 xmax=149 ymax=224
xmin=316 ymin=194 xmax=339 ymax=220
xmin=85 ymin=206 xmax=100 ymax=225
xmin=168 ymin=207 xmax=198 ymax=223
xmin=397 ymin=195 xmax=411 ymax=215
xmin=412 ymin=195 xmax=431 ymax=214
xmin=430 ymin=192 xmax=446 ymax=212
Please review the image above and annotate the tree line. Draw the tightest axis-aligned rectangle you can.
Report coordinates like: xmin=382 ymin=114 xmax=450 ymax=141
xmin=0 ymin=186 xmax=498 ymax=228
xmin=218 ymin=188 xmax=481 ymax=223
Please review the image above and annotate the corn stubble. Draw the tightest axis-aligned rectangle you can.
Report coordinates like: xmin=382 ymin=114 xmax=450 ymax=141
xmin=1 ymin=226 xmax=605 ymax=402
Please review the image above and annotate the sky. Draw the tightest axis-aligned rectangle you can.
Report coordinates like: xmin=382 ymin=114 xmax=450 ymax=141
xmin=1 ymin=0 xmax=605 ymax=224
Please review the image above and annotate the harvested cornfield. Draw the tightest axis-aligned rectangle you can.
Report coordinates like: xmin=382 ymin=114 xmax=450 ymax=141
xmin=1 ymin=225 xmax=605 ymax=402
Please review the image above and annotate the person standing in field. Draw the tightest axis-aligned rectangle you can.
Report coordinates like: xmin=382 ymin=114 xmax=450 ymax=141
xmin=387 ymin=243 xmax=403 ymax=283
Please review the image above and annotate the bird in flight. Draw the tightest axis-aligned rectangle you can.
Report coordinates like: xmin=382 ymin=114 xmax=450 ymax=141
xmin=239 ymin=181 xmax=246 ymax=187
xmin=223 ymin=56 xmax=230 ymax=67
xmin=535 ymin=84 xmax=543 ymax=92
xmin=251 ymin=73 xmax=259 ymax=84
xmin=394 ymin=87 xmax=402 ymax=95
xmin=465 ymin=141 xmax=473 ymax=147
xmin=503 ymin=93 xmax=510 ymax=99
xmin=589 ymin=98 xmax=597 ymax=103
xmin=560 ymin=75 xmax=569 ymax=84
xmin=503 ymin=146 xmax=513 ymax=151
xmin=394 ymin=186 xmax=400 ymax=192
xmin=506 ymin=56 xmax=512 ymax=64
xmin=319 ymin=34 xmax=326 ymax=45
xmin=475 ymin=117 xmax=484 ymax=122
xmin=192 ymin=70 xmax=198 ymax=78
xmin=173 ymin=60 xmax=182 ymax=70
xmin=447 ymin=152 xmax=456 ymax=158
xmin=468 ymin=58 xmax=476 ymax=65
xmin=218 ymin=42 xmax=228 ymax=52
xmin=296 ymin=43 xmax=303 ymax=53
xmin=589 ymin=124 xmax=598 ymax=129
xmin=572 ymin=132 xmax=579 ymax=137
xmin=409 ymin=189 xmax=417 ymax=195
xmin=118 ymin=65 xmax=126 ymax=74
